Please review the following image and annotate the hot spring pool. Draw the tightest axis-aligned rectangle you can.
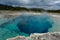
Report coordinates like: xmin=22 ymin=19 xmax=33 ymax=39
xmin=0 ymin=12 xmax=60 ymax=40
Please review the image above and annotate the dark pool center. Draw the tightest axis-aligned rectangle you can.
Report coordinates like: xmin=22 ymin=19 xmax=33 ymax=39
xmin=17 ymin=15 xmax=53 ymax=34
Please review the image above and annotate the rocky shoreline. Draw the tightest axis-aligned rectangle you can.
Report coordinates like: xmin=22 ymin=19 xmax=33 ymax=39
xmin=7 ymin=32 xmax=60 ymax=40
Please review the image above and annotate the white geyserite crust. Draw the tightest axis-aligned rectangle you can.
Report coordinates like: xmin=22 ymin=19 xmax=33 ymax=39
xmin=7 ymin=32 xmax=60 ymax=40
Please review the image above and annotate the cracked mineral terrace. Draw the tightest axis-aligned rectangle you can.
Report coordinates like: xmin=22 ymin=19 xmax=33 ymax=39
xmin=7 ymin=32 xmax=60 ymax=40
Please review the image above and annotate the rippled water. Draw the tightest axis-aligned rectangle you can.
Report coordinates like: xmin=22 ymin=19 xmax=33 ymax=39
xmin=0 ymin=12 xmax=60 ymax=40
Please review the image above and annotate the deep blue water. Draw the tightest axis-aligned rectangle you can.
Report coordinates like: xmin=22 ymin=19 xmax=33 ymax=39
xmin=0 ymin=14 xmax=53 ymax=40
xmin=17 ymin=15 xmax=53 ymax=34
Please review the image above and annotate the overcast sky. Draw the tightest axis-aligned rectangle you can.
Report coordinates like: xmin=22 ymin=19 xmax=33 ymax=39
xmin=0 ymin=0 xmax=60 ymax=10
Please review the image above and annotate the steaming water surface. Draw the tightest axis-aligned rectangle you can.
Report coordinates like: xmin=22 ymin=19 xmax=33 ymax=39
xmin=0 ymin=12 xmax=60 ymax=40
